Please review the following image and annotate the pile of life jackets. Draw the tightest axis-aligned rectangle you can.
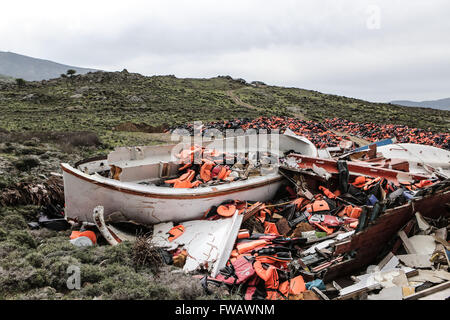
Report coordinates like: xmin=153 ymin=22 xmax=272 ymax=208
xmin=164 ymin=145 xmax=236 ymax=188
xmin=324 ymin=118 xmax=450 ymax=150
xmin=197 ymin=169 xmax=440 ymax=300
xmin=168 ymin=117 xmax=351 ymax=149
xmin=168 ymin=116 xmax=450 ymax=150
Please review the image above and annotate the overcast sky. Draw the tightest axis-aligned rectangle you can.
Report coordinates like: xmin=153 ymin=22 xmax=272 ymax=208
xmin=1 ymin=0 xmax=449 ymax=102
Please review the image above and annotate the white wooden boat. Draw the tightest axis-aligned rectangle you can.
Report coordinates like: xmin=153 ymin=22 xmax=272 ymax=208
xmin=61 ymin=132 xmax=318 ymax=225
xmin=376 ymin=143 xmax=450 ymax=177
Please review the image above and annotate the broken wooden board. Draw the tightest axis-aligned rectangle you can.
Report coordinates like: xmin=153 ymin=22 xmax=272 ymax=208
xmin=418 ymin=286 xmax=450 ymax=300
xmin=408 ymin=269 xmax=450 ymax=284
xmin=398 ymin=230 xmax=417 ymax=254
xmin=415 ymin=212 xmax=431 ymax=232
xmin=311 ymin=287 xmax=329 ymax=300
xmin=392 ymin=220 xmax=415 ymax=254
xmin=377 ymin=252 xmax=395 ymax=270
xmin=404 ymin=281 xmax=450 ymax=300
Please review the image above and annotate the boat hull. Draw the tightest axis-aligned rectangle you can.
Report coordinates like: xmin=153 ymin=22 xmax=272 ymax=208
xmin=62 ymin=164 xmax=285 ymax=224
xmin=324 ymin=187 xmax=450 ymax=282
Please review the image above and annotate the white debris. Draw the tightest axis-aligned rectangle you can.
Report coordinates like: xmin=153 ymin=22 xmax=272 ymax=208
xmin=150 ymin=212 xmax=243 ymax=277
xmin=398 ymin=254 xmax=433 ymax=268
xmin=312 ymin=164 xmax=331 ymax=180
xmin=70 ymin=236 xmax=93 ymax=247
xmin=408 ymin=235 xmax=436 ymax=255
xmin=368 ymin=286 xmax=403 ymax=300
xmin=302 ymin=239 xmax=335 ymax=256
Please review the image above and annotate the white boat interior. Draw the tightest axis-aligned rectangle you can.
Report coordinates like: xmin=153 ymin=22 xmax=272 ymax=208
xmin=75 ymin=132 xmax=319 ymax=186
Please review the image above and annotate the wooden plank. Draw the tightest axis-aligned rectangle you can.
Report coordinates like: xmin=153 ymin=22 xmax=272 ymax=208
xmin=404 ymin=281 xmax=450 ymax=300
xmin=398 ymin=230 xmax=417 ymax=254
xmin=332 ymin=281 xmax=342 ymax=291
xmin=336 ymin=284 xmax=381 ymax=300
xmin=333 ymin=239 xmax=352 ymax=255
xmin=392 ymin=220 xmax=415 ymax=254
xmin=243 ymin=201 xmax=263 ymax=221
xmin=311 ymin=287 xmax=329 ymax=300
xmin=337 ymin=269 xmax=418 ymax=300
xmin=377 ymin=252 xmax=395 ymax=270
xmin=419 ymin=287 xmax=450 ymax=300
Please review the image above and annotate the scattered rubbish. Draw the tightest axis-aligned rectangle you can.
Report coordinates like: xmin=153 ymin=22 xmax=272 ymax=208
xmin=335 ymin=214 xmax=450 ymax=300
xmin=168 ymin=116 xmax=450 ymax=150
xmin=70 ymin=230 xmax=97 ymax=244
xmin=36 ymin=204 xmax=70 ymax=231
xmin=58 ymin=126 xmax=449 ymax=300
xmin=150 ymin=210 xmax=243 ymax=277
xmin=397 ymin=254 xmax=433 ymax=268
xmin=69 ymin=236 xmax=94 ymax=247
xmin=408 ymin=235 xmax=436 ymax=255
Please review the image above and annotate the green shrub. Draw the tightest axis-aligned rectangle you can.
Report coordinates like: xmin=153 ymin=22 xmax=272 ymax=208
xmin=13 ymin=156 xmax=40 ymax=171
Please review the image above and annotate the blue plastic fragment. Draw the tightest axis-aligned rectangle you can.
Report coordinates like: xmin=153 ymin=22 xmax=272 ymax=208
xmin=403 ymin=191 xmax=415 ymax=200
xmin=305 ymin=279 xmax=326 ymax=291
xmin=367 ymin=194 xmax=378 ymax=205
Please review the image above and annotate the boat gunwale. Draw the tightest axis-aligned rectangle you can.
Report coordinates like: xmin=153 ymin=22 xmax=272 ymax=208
xmin=61 ymin=163 xmax=285 ymax=200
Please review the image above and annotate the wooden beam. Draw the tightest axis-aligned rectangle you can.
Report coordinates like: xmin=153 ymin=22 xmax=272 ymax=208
xmin=311 ymin=287 xmax=330 ymax=300
xmin=336 ymin=284 xmax=381 ymax=300
xmin=404 ymin=281 xmax=450 ymax=300
xmin=332 ymin=281 xmax=342 ymax=291
xmin=397 ymin=230 xmax=417 ymax=254
xmin=337 ymin=269 xmax=418 ymax=300
xmin=377 ymin=252 xmax=395 ymax=270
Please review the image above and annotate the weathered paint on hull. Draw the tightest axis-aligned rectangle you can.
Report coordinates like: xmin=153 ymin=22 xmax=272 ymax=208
xmin=62 ymin=165 xmax=284 ymax=225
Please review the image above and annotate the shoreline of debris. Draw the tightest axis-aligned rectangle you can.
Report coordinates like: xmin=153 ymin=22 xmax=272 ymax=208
xmin=168 ymin=117 xmax=450 ymax=151
xmin=37 ymin=155 xmax=449 ymax=300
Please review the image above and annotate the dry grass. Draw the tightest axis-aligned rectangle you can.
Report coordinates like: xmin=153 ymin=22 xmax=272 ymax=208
xmin=131 ymin=235 xmax=164 ymax=275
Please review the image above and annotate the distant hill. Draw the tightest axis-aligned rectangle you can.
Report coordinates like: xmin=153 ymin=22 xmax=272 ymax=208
xmin=0 ymin=51 xmax=99 ymax=81
xmin=0 ymin=73 xmax=14 ymax=83
xmin=390 ymin=98 xmax=450 ymax=111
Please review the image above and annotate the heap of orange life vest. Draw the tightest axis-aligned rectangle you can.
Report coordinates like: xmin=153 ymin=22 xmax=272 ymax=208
xmin=169 ymin=116 xmax=450 ymax=150
xmin=164 ymin=145 xmax=236 ymax=188
xmin=206 ymin=172 xmax=441 ymax=297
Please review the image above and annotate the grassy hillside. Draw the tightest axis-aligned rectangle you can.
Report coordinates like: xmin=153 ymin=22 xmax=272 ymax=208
xmin=0 ymin=70 xmax=448 ymax=150
xmin=0 ymin=70 xmax=448 ymax=300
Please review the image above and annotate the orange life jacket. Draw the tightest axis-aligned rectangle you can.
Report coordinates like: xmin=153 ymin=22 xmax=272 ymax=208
xmin=264 ymin=222 xmax=279 ymax=235
xmin=238 ymin=229 xmax=250 ymax=239
xmin=236 ymin=240 xmax=268 ymax=254
xmin=200 ymin=162 xmax=214 ymax=182
xmin=217 ymin=204 xmax=236 ymax=217
xmin=70 ymin=230 xmax=97 ymax=244
xmin=319 ymin=186 xmax=337 ymax=199
xmin=306 ymin=200 xmax=330 ymax=213
xmin=168 ymin=225 xmax=185 ymax=241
